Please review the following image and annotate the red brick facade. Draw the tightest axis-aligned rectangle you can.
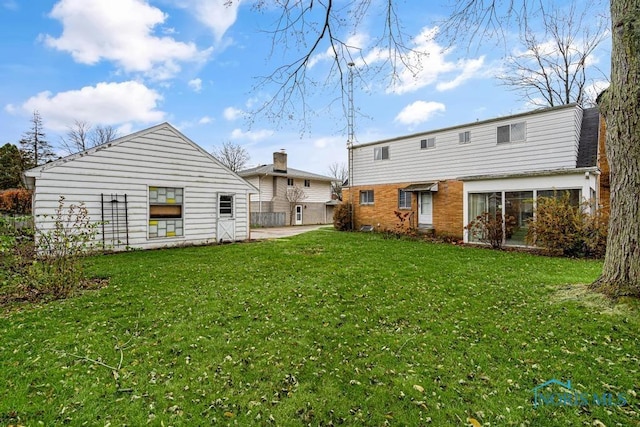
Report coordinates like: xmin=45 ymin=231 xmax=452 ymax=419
xmin=343 ymin=180 xmax=464 ymax=238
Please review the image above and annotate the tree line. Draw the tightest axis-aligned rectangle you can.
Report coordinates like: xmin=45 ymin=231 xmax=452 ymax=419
xmin=1 ymin=111 xmax=119 ymax=190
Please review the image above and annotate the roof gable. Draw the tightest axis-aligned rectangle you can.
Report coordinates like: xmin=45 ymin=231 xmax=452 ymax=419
xmin=240 ymin=164 xmax=334 ymax=181
xmin=23 ymin=122 xmax=258 ymax=192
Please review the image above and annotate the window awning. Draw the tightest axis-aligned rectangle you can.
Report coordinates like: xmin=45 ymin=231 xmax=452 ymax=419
xmin=402 ymin=182 xmax=438 ymax=192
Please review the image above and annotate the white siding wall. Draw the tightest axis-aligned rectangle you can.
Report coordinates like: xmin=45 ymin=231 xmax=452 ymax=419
xmin=288 ymin=178 xmax=331 ymax=202
xmin=246 ymin=175 xmax=274 ymax=203
xmin=30 ymin=126 xmax=253 ymax=250
xmin=352 ymin=106 xmax=582 ymax=186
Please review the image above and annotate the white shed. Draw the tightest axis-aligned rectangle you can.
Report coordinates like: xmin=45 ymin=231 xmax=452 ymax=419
xmin=23 ymin=123 xmax=257 ymax=251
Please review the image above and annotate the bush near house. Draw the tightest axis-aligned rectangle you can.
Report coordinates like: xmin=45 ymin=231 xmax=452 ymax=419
xmin=0 ymin=196 xmax=101 ymax=303
xmin=465 ymin=212 xmax=517 ymax=249
xmin=0 ymin=188 xmax=32 ymax=214
xmin=526 ymin=194 xmax=608 ymax=258
xmin=333 ymin=202 xmax=353 ymax=231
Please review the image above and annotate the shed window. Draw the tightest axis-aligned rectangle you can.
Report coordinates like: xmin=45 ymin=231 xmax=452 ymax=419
xmin=149 ymin=186 xmax=183 ymax=238
xmin=219 ymin=194 xmax=234 ymax=217
xmin=374 ymin=146 xmax=389 ymax=161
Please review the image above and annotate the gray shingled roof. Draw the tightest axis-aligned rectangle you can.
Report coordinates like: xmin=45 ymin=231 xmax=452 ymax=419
xmin=239 ymin=164 xmax=334 ymax=181
xmin=576 ymin=107 xmax=600 ymax=168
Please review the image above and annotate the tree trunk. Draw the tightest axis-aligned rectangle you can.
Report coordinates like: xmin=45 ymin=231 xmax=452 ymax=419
xmin=591 ymin=0 xmax=640 ymax=297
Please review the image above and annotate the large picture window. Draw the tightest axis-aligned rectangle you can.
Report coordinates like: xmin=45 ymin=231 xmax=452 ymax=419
xmin=468 ymin=188 xmax=581 ymax=246
xmin=149 ymin=186 xmax=183 ymax=238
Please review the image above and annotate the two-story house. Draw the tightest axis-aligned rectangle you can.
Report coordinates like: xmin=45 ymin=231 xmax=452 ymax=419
xmin=240 ymin=151 xmax=336 ymax=226
xmin=343 ymin=104 xmax=603 ymax=245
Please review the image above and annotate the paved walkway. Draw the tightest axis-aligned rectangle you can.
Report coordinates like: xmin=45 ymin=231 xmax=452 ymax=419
xmin=250 ymin=224 xmax=328 ymax=240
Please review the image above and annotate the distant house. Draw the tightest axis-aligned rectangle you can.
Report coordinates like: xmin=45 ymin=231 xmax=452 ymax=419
xmin=343 ymin=104 xmax=605 ymax=245
xmin=23 ymin=123 xmax=257 ymax=250
xmin=239 ymin=151 xmax=335 ymax=226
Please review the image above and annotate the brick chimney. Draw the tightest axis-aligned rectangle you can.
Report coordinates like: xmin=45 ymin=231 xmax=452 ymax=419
xmin=273 ymin=149 xmax=287 ymax=173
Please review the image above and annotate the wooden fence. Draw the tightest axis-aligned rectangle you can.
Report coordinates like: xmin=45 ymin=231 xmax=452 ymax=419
xmin=251 ymin=212 xmax=286 ymax=227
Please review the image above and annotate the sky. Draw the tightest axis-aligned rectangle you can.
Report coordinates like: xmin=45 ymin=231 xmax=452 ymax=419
xmin=0 ymin=0 xmax=610 ymax=175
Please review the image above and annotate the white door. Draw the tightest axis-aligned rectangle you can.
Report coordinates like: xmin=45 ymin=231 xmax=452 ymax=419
xmin=418 ymin=192 xmax=433 ymax=224
xmin=295 ymin=205 xmax=303 ymax=225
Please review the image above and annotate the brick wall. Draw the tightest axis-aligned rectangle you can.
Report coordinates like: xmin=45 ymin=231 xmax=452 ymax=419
xmin=432 ymin=180 xmax=464 ymax=238
xmin=343 ymin=180 xmax=464 ymax=238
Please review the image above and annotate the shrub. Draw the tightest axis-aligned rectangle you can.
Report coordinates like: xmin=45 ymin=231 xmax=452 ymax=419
xmin=465 ymin=212 xmax=516 ymax=249
xmin=526 ymin=194 xmax=608 ymax=258
xmin=1 ymin=196 xmax=101 ymax=304
xmin=333 ymin=203 xmax=353 ymax=231
xmin=0 ymin=188 xmax=33 ymax=214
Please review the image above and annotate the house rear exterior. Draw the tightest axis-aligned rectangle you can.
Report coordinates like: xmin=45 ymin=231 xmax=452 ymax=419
xmin=23 ymin=123 xmax=257 ymax=250
xmin=343 ymin=104 xmax=603 ymax=245
xmin=240 ymin=151 xmax=335 ymax=226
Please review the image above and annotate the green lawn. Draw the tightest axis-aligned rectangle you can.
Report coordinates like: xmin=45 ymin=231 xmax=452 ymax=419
xmin=1 ymin=230 xmax=638 ymax=426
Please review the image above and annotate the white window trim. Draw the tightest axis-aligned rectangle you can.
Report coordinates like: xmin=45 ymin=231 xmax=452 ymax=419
xmin=374 ymin=146 xmax=390 ymax=161
xmin=497 ymin=122 xmax=526 ymax=144
xmin=360 ymin=190 xmax=374 ymax=205
xmin=218 ymin=193 xmax=235 ymax=218
xmin=458 ymin=131 xmax=471 ymax=144
xmin=420 ymin=137 xmax=436 ymax=149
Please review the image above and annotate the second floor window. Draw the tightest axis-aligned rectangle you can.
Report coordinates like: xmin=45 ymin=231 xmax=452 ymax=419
xmin=374 ymin=146 xmax=389 ymax=160
xmin=458 ymin=131 xmax=471 ymax=144
xmin=304 ymin=179 xmax=311 ymax=187
xmin=420 ymin=138 xmax=435 ymax=149
xmin=287 ymin=178 xmax=294 ymax=186
xmin=497 ymin=122 xmax=526 ymax=144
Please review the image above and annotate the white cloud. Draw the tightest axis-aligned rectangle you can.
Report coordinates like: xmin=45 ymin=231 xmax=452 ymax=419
xmin=188 ymin=78 xmax=202 ymax=92
xmin=436 ymin=56 xmax=486 ymax=91
xmin=395 ymin=101 xmax=445 ymax=126
xmin=230 ymin=128 xmax=274 ymax=142
xmin=386 ymin=27 xmax=486 ymax=95
xmin=177 ymin=0 xmax=241 ymax=41
xmin=8 ymin=81 xmax=165 ymax=131
xmin=43 ymin=0 xmax=210 ymax=79
xmin=223 ymin=106 xmax=243 ymax=121
xmin=198 ymin=116 xmax=212 ymax=124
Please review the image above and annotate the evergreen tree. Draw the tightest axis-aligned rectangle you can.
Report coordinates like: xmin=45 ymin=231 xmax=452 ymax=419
xmin=19 ymin=111 xmax=55 ymax=167
xmin=0 ymin=143 xmax=26 ymax=189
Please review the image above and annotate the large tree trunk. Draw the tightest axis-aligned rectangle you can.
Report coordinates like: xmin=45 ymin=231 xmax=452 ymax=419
xmin=591 ymin=0 xmax=640 ymax=297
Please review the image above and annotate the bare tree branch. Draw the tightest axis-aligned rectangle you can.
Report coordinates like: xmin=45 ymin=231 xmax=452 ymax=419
xmin=59 ymin=121 xmax=119 ymax=155
xmin=496 ymin=1 xmax=608 ymax=107
xmin=327 ymin=161 xmax=348 ymax=201
xmin=211 ymin=141 xmax=251 ymax=172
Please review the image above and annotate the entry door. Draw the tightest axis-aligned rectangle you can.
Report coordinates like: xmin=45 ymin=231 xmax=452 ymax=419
xmin=295 ymin=205 xmax=303 ymax=225
xmin=418 ymin=192 xmax=433 ymax=224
